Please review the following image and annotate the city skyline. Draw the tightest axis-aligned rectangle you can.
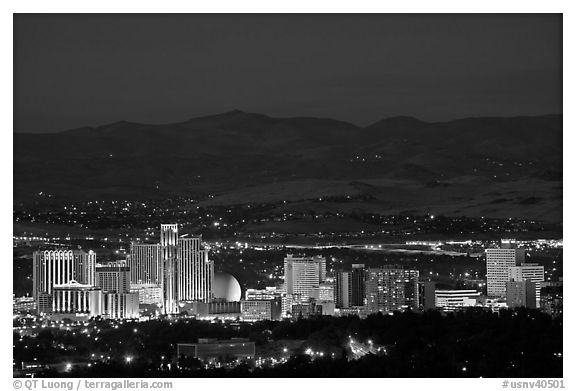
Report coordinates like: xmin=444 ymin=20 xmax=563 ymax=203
xmin=12 ymin=12 xmax=563 ymax=380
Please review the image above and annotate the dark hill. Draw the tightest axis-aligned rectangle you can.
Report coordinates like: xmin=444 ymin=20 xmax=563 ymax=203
xmin=13 ymin=112 xmax=562 ymax=221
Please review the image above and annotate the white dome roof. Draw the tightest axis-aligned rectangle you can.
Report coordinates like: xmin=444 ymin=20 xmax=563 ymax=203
xmin=213 ymin=272 xmax=241 ymax=301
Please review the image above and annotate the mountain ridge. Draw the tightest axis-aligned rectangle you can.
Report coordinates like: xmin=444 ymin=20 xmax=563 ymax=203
xmin=13 ymin=112 xmax=562 ymax=222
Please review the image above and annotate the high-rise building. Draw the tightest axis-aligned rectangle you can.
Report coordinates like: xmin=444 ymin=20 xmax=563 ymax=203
xmin=177 ymin=237 xmax=214 ymax=303
xmin=33 ymin=249 xmax=96 ymax=300
xmin=508 ymin=263 xmax=545 ymax=308
xmin=96 ymin=262 xmax=130 ymax=294
xmin=284 ymin=254 xmax=326 ymax=299
xmin=418 ymin=281 xmax=436 ymax=310
xmin=506 ymin=280 xmax=537 ymax=309
xmin=161 ymin=224 xmax=179 ymax=314
xmin=128 ymin=243 xmax=162 ymax=286
xmin=486 ymin=239 xmax=525 ymax=298
xmin=365 ymin=266 xmax=419 ymax=314
xmin=335 ymin=264 xmax=365 ymax=308
xmin=95 ymin=261 xmax=139 ymax=319
xmin=128 ymin=243 xmax=163 ymax=306
xmin=129 ymin=225 xmax=215 ymax=313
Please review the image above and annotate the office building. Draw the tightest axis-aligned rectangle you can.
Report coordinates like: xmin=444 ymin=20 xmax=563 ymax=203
xmin=240 ymin=299 xmax=281 ymax=321
xmin=284 ymin=254 xmax=326 ymax=299
xmin=365 ymin=266 xmax=419 ymax=314
xmin=435 ymin=290 xmax=481 ymax=311
xmin=314 ymin=300 xmax=335 ymax=316
xmin=508 ymin=263 xmax=545 ymax=308
xmin=281 ymin=293 xmax=305 ymax=318
xmin=310 ymin=282 xmax=335 ymax=302
xmin=245 ymin=287 xmax=281 ymax=301
xmin=486 ymin=239 xmax=525 ymax=298
xmin=418 ymin=281 xmax=436 ymax=310
xmin=506 ymin=280 xmax=537 ymax=309
xmin=335 ymin=264 xmax=366 ymax=308
xmin=177 ymin=338 xmax=255 ymax=365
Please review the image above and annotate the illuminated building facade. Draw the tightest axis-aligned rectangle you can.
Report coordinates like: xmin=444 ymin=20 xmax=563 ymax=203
xmin=240 ymin=299 xmax=281 ymax=321
xmin=128 ymin=243 xmax=162 ymax=285
xmin=486 ymin=239 xmax=525 ymax=298
xmin=365 ymin=266 xmax=419 ymax=314
xmin=161 ymin=224 xmax=179 ymax=314
xmin=96 ymin=262 xmax=130 ymax=294
xmin=177 ymin=237 xmax=213 ymax=303
xmin=245 ymin=287 xmax=281 ymax=301
xmin=310 ymin=283 xmax=335 ymax=302
xmin=32 ymin=249 xmax=96 ymax=303
xmin=284 ymin=254 xmax=326 ymax=299
xmin=508 ymin=263 xmax=545 ymax=308
xmin=102 ymin=292 xmax=140 ymax=319
xmin=128 ymin=225 xmax=214 ymax=314
xmin=51 ymin=280 xmax=103 ymax=319
xmin=435 ymin=289 xmax=481 ymax=311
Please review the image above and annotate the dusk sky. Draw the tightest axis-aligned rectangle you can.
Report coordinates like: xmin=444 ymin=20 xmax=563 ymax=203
xmin=14 ymin=14 xmax=562 ymax=133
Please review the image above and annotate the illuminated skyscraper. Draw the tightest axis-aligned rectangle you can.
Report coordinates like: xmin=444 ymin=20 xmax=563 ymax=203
xmin=177 ymin=236 xmax=214 ymax=303
xmin=486 ymin=239 xmax=525 ymax=298
xmin=365 ymin=266 xmax=419 ymax=314
xmin=284 ymin=254 xmax=326 ymax=299
xmin=161 ymin=224 xmax=179 ymax=314
xmin=128 ymin=225 xmax=215 ymax=313
xmin=128 ymin=243 xmax=162 ymax=286
xmin=128 ymin=243 xmax=163 ymax=306
xmin=33 ymin=249 xmax=96 ymax=300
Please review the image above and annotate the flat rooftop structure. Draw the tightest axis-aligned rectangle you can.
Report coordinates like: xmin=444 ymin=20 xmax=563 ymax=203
xmin=177 ymin=339 xmax=255 ymax=363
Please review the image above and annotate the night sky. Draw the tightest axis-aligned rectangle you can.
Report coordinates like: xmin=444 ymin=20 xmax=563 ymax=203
xmin=14 ymin=14 xmax=562 ymax=133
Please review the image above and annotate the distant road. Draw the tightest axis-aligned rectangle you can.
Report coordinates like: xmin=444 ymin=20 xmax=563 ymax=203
xmin=223 ymin=241 xmax=483 ymax=257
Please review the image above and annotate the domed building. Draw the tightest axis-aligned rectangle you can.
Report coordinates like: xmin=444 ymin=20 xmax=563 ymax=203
xmin=213 ymin=272 xmax=242 ymax=302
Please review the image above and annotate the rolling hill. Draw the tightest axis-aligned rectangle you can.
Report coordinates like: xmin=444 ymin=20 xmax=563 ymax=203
xmin=13 ymin=111 xmax=562 ymax=222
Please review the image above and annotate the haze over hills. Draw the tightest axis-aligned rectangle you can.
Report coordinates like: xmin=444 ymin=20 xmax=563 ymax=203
xmin=14 ymin=111 xmax=562 ymax=223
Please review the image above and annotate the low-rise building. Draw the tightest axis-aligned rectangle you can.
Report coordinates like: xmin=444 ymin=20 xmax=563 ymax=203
xmin=435 ymin=290 xmax=481 ymax=311
xmin=176 ymin=338 xmax=255 ymax=365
